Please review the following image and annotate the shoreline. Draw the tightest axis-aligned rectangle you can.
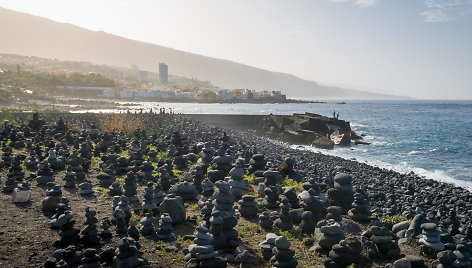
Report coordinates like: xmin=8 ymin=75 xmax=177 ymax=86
xmin=1 ymin=111 xmax=471 ymax=267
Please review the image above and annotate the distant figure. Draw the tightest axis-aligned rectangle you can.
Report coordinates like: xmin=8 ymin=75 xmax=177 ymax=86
xmin=336 ymin=112 xmax=339 ymax=119
xmin=333 ymin=111 xmax=336 ymax=118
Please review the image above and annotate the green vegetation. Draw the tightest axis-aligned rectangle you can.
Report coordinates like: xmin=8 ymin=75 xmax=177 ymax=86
xmin=0 ymin=70 xmax=115 ymax=100
xmin=157 ymin=151 xmax=172 ymax=161
xmin=371 ymin=214 xmax=411 ymax=229
xmin=272 ymin=226 xmax=303 ymax=240
xmin=243 ymin=173 xmax=255 ymax=184
xmin=0 ymin=108 xmax=23 ymax=126
xmin=281 ymin=177 xmax=303 ymax=192
xmin=93 ymin=186 xmax=109 ymax=198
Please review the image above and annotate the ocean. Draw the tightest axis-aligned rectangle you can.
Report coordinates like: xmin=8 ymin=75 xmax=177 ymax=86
xmin=75 ymin=100 xmax=472 ymax=189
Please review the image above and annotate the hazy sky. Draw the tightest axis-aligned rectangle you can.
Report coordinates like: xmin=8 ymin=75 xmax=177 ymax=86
xmin=0 ymin=0 xmax=471 ymax=99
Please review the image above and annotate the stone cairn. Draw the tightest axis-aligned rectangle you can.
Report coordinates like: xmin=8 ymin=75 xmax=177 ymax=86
xmin=24 ymin=152 xmax=39 ymax=171
xmin=238 ymin=195 xmax=258 ymax=218
xmin=207 ymin=147 xmax=233 ymax=183
xmin=141 ymin=183 xmax=157 ymax=212
xmin=274 ymin=198 xmax=293 ymax=231
xmin=67 ymin=151 xmax=85 ymax=180
xmin=99 ymin=218 xmax=113 ymax=240
xmin=248 ymin=153 xmax=267 ymax=173
xmin=326 ymin=238 xmax=365 ymax=267
xmin=419 ymin=222 xmax=445 ymax=251
xmin=36 ymin=161 xmax=55 ymax=185
xmin=260 ymin=233 xmax=278 ymax=260
xmin=63 ymin=167 xmax=77 ymax=188
xmin=56 ymin=210 xmax=80 ymax=248
xmin=153 ymin=182 xmax=165 ymax=206
xmin=201 ymin=198 xmax=215 ymax=227
xmin=109 ymin=182 xmax=123 ymax=197
xmin=116 ymin=156 xmax=130 ymax=175
xmin=123 ymin=172 xmax=139 ymax=204
xmin=115 ymin=195 xmax=132 ymax=223
xmin=327 ymin=173 xmax=354 ymax=214
xmin=47 ymin=149 xmax=65 ymax=170
xmin=190 ymin=164 xmax=205 ymax=192
xmin=316 ymin=219 xmax=345 ymax=251
xmin=271 ymin=236 xmax=298 ymax=268
xmin=235 ymin=249 xmax=257 ymax=268
xmin=228 ymin=163 xmax=246 ymax=201
xmin=128 ymin=225 xmax=140 ymax=243
xmin=81 ymin=208 xmax=100 ymax=247
xmin=157 ymin=165 xmax=172 ymax=191
xmin=300 ymin=211 xmax=316 ymax=235
xmin=185 ymin=225 xmax=226 ymax=268
xmin=114 ymin=237 xmax=142 ymax=268
xmin=78 ymin=248 xmax=100 ymax=268
xmin=259 ymin=211 xmax=274 ymax=229
xmin=79 ymin=180 xmax=94 ymax=196
xmin=113 ymin=209 xmax=129 ymax=236
xmin=139 ymin=212 xmax=156 ymax=236
xmin=201 ymin=179 xmax=215 ymax=197
xmin=159 ymin=194 xmax=186 ymax=225
xmin=49 ymin=198 xmax=71 ymax=228
xmin=367 ymin=225 xmax=400 ymax=258
xmin=2 ymin=167 xmax=18 ymax=194
xmin=212 ymin=181 xmax=239 ymax=246
xmin=97 ymin=173 xmax=115 ymax=188
xmin=169 ymin=181 xmax=198 ymax=202
xmin=282 ymin=187 xmax=300 ymax=209
xmin=198 ymin=143 xmax=215 ymax=166
xmin=42 ymin=182 xmax=63 ymax=212
xmin=209 ymin=211 xmax=226 ymax=250
xmin=156 ymin=213 xmax=174 ymax=240
xmin=348 ymin=192 xmax=370 ymax=222
xmin=12 ymin=181 xmax=31 ymax=203
xmin=278 ymin=158 xmax=300 ymax=181
xmin=136 ymin=161 xmax=154 ymax=182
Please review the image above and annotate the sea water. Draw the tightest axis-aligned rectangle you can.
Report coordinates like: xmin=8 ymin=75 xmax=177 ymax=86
xmin=74 ymin=100 xmax=472 ymax=189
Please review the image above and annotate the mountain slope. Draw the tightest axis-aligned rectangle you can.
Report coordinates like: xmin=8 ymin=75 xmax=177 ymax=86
xmin=0 ymin=7 xmax=400 ymax=99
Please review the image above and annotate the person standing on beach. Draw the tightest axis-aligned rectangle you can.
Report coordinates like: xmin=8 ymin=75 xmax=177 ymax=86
xmin=333 ymin=111 xmax=336 ymax=118
xmin=336 ymin=112 xmax=339 ymax=119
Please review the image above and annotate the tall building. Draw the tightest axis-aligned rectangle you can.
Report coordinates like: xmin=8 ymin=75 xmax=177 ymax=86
xmin=159 ymin=63 xmax=168 ymax=84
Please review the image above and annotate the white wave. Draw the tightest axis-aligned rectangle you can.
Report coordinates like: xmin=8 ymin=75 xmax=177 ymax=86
xmin=407 ymin=150 xmax=421 ymax=155
xmin=351 ymin=122 xmax=368 ymax=128
xmin=293 ymin=145 xmax=472 ymax=191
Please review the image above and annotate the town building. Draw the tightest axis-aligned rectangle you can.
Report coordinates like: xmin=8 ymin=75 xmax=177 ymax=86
xmin=159 ymin=63 xmax=168 ymax=84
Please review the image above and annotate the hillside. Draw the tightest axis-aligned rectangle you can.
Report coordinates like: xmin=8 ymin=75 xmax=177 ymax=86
xmin=0 ymin=7 xmax=400 ymax=99
xmin=0 ymin=53 xmax=215 ymax=89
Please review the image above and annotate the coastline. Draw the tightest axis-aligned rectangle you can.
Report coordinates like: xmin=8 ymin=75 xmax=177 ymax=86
xmin=1 ymin=111 xmax=471 ymax=267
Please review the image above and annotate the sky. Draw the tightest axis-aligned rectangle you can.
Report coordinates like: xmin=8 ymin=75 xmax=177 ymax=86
xmin=0 ymin=0 xmax=471 ymax=99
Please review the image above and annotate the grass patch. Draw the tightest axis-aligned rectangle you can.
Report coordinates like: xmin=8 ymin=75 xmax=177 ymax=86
xmin=157 ymin=150 xmax=172 ymax=161
xmin=131 ymin=210 xmax=144 ymax=223
xmin=272 ymin=226 xmax=304 ymax=240
xmin=93 ymin=186 xmax=109 ymax=198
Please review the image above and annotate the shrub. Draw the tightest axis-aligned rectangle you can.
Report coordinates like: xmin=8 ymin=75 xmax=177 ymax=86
xmin=97 ymin=113 xmax=143 ymax=136
xmin=281 ymin=177 xmax=303 ymax=192
xmin=243 ymin=173 xmax=255 ymax=184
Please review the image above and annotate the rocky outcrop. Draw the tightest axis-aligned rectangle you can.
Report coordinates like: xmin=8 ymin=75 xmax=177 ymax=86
xmin=263 ymin=112 xmax=351 ymax=145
